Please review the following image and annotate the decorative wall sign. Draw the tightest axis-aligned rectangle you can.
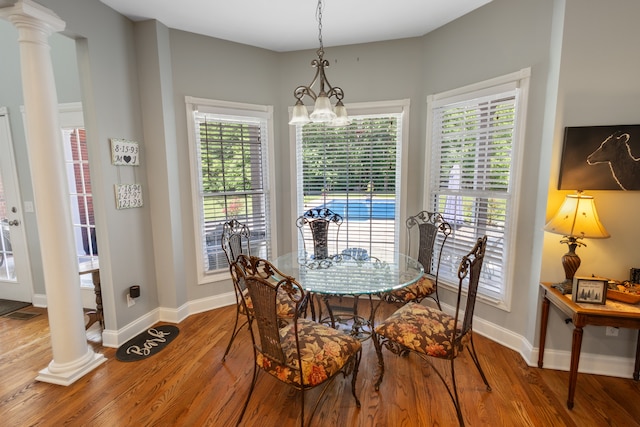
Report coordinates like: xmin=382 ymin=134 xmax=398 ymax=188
xmin=559 ymin=125 xmax=640 ymax=191
xmin=115 ymin=184 xmax=143 ymax=209
xmin=110 ymin=138 xmax=139 ymax=166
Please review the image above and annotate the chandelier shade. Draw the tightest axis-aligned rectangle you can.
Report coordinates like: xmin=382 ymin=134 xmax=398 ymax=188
xmin=288 ymin=0 xmax=350 ymax=127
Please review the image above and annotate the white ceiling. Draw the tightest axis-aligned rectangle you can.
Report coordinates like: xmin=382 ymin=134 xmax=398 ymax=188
xmin=99 ymin=0 xmax=492 ymax=52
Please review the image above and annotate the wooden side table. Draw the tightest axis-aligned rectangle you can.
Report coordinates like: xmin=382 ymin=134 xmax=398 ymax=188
xmin=538 ymin=282 xmax=640 ymax=409
xmin=79 ymin=261 xmax=103 ymax=330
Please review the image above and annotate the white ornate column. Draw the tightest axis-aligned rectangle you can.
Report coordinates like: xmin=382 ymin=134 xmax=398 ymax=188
xmin=0 ymin=0 xmax=105 ymax=385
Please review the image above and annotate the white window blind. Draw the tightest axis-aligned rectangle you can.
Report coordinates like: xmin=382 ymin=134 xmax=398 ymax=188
xmin=295 ymin=112 xmax=403 ymax=260
xmin=427 ymin=70 xmax=528 ymax=306
xmin=189 ymin=104 xmax=272 ymax=276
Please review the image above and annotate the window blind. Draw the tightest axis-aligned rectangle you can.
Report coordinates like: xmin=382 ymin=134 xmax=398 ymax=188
xmin=296 ymin=114 xmax=402 ymax=259
xmin=193 ymin=112 xmax=271 ymax=272
xmin=429 ymin=89 xmax=519 ymax=302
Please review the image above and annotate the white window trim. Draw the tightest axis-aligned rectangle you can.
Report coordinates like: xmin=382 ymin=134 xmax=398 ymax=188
xmin=185 ymin=96 xmax=277 ymax=285
xmin=424 ymin=68 xmax=530 ymax=312
xmin=288 ymin=99 xmax=411 ymax=253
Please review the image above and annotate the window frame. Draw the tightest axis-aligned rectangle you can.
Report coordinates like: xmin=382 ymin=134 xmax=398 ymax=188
xmin=57 ymin=102 xmax=98 ymax=289
xmin=186 ymin=97 xmax=277 ymax=285
xmin=424 ymin=69 xmax=530 ymax=311
xmin=289 ymin=99 xmax=411 ymax=258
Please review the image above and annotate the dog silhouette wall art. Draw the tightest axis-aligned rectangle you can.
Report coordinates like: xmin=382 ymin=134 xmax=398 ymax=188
xmin=558 ymin=125 xmax=640 ymax=191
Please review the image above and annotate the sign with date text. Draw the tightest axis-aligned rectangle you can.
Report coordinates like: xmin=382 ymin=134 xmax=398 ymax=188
xmin=115 ymin=184 xmax=143 ymax=209
xmin=110 ymin=138 xmax=139 ymax=166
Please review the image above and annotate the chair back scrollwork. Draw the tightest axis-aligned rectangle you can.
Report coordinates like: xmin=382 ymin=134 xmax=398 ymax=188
xmin=221 ymin=219 xmax=251 ymax=265
xmin=296 ymin=207 xmax=343 ymax=260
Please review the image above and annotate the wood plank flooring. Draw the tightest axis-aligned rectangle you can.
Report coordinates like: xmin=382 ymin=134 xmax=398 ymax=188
xmin=0 ymin=303 xmax=639 ymax=426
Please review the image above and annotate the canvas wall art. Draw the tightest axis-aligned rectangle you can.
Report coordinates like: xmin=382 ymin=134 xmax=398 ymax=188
xmin=558 ymin=125 xmax=640 ymax=191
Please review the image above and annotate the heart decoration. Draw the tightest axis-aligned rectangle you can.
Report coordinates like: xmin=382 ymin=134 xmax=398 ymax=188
xmin=124 ymin=155 xmax=132 ymax=163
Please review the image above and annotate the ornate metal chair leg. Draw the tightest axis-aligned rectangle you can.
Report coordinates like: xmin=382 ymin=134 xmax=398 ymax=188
xmin=236 ymin=362 xmax=259 ymax=426
xmin=222 ymin=307 xmax=245 ymax=362
xmin=351 ymin=349 xmax=362 ymax=407
xmin=372 ymin=331 xmax=386 ymax=391
xmin=450 ymin=359 xmax=465 ymax=427
xmin=467 ymin=333 xmax=492 ymax=391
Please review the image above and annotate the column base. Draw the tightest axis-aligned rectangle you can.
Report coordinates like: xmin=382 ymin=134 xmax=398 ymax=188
xmin=36 ymin=350 xmax=106 ymax=386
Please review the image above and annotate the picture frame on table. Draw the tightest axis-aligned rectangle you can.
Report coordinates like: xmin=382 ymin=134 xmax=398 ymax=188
xmin=572 ymin=276 xmax=608 ymax=304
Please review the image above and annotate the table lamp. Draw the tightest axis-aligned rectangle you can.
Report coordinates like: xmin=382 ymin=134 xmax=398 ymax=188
xmin=543 ymin=191 xmax=610 ymax=294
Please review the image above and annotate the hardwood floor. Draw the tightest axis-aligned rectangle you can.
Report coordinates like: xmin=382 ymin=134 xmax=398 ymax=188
xmin=0 ymin=303 xmax=639 ymax=426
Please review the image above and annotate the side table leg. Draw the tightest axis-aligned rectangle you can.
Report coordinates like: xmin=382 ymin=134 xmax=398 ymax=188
xmin=567 ymin=325 xmax=583 ymax=409
xmin=634 ymin=330 xmax=640 ymax=381
xmin=92 ymin=270 xmax=103 ymax=329
xmin=538 ymin=296 xmax=550 ymax=368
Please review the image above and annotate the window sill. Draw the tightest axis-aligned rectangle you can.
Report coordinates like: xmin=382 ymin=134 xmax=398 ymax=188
xmin=198 ymin=270 xmax=232 ymax=286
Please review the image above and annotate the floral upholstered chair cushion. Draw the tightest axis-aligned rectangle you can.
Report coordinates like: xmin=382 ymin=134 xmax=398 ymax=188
xmin=387 ymin=275 xmax=435 ymax=303
xmin=374 ymin=302 xmax=469 ymax=359
xmin=256 ymin=318 xmax=362 ymax=387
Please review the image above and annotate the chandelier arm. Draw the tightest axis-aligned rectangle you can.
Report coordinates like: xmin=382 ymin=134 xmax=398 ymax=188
xmin=326 ymin=86 xmax=344 ymax=101
xmin=293 ymin=85 xmax=318 ymax=102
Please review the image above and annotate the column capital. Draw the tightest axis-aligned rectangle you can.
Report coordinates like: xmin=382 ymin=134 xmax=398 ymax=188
xmin=0 ymin=0 xmax=65 ymax=35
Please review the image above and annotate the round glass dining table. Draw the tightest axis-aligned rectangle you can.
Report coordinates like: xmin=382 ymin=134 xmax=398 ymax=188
xmin=272 ymin=250 xmax=424 ymax=339
xmin=272 ymin=250 xmax=424 ymax=296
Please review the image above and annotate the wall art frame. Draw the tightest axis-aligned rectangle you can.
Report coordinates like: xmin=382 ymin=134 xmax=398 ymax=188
xmin=115 ymin=184 xmax=143 ymax=209
xmin=110 ymin=138 xmax=140 ymax=166
xmin=558 ymin=124 xmax=640 ymax=191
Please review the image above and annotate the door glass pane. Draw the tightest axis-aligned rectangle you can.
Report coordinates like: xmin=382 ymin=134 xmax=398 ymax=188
xmin=0 ymin=173 xmax=16 ymax=281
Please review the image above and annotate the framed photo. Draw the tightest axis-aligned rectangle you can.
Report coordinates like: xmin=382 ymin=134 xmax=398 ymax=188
xmin=558 ymin=125 xmax=640 ymax=191
xmin=572 ymin=276 xmax=608 ymax=304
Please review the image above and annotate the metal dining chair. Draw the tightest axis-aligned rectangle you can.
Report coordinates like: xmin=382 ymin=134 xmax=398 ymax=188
xmin=383 ymin=210 xmax=451 ymax=309
xmin=220 ymin=219 xmax=252 ymax=361
xmin=232 ymin=254 xmax=362 ymax=427
xmin=221 ymin=219 xmax=298 ymax=361
xmin=374 ymin=236 xmax=491 ymax=427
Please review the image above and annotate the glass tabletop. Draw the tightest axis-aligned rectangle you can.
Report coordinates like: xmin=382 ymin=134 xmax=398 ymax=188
xmin=272 ymin=251 xmax=424 ymax=295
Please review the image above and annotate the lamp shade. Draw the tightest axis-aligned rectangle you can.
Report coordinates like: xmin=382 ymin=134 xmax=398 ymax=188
xmin=544 ymin=193 xmax=610 ymax=239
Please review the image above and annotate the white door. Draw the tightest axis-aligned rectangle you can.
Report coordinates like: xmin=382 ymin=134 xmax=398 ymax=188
xmin=0 ymin=107 xmax=33 ymax=302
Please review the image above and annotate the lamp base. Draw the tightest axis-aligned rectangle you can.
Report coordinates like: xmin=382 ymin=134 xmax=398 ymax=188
xmin=552 ymin=240 xmax=581 ymax=295
xmin=552 ymin=279 xmax=573 ymax=295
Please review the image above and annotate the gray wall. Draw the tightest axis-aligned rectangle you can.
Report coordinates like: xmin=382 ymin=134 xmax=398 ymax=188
xmin=417 ymin=0 xmax=560 ymax=354
xmin=2 ymin=0 xmax=639 ymax=367
xmin=35 ymin=0 xmax=156 ymax=329
xmin=541 ymin=0 xmax=640 ymax=357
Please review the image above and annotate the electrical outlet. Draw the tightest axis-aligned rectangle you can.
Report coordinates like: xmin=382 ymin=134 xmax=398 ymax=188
xmin=605 ymin=326 xmax=619 ymax=337
xmin=127 ymin=294 xmax=136 ymax=307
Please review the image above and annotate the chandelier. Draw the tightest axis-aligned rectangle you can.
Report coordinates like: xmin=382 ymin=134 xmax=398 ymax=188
xmin=288 ymin=0 xmax=349 ymax=126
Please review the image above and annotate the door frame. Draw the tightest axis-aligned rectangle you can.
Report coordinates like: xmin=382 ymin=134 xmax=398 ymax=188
xmin=0 ymin=106 xmax=33 ymax=302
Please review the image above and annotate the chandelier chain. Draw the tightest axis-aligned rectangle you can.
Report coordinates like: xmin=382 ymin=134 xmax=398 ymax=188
xmin=316 ymin=0 xmax=324 ymax=52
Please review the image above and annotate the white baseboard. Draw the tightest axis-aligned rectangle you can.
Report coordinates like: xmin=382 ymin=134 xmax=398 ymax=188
xmin=32 ymin=293 xmax=47 ymax=308
xmin=441 ymin=302 xmax=637 ymax=380
xmin=32 ymin=292 xmax=637 ymax=378
xmin=101 ymin=291 xmax=236 ymax=348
